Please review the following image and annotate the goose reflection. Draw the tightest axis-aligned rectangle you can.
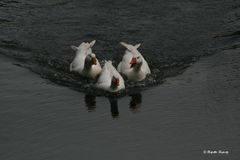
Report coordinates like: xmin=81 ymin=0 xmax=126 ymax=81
xmin=84 ymin=94 xmax=96 ymax=112
xmin=129 ymin=93 xmax=142 ymax=113
xmin=108 ymin=97 xmax=119 ymax=118
xmin=83 ymin=93 xmax=142 ymax=117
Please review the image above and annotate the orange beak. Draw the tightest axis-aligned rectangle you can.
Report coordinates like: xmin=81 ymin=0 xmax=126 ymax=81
xmin=91 ymin=57 xmax=97 ymax=65
xmin=130 ymin=57 xmax=137 ymax=64
xmin=115 ymin=78 xmax=120 ymax=86
xmin=130 ymin=57 xmax=137 ymax=67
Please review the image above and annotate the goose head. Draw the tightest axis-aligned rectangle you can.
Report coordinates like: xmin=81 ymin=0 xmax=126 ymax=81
xmin=111 ymin=76 xmax=120 ymax=89
xmin=130 ymin=55 xmax=143 ymax=68
xmin=84 ymin=53 xmax=98 ymax=69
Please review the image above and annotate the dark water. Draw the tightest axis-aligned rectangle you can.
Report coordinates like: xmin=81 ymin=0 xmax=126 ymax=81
xmin=1 ymin=51 xmax=240 ymax=160
xmin=1 ymin=0 xmax=239 ymax=95
xmin=1 ymin=1 xmax=240 ymax=159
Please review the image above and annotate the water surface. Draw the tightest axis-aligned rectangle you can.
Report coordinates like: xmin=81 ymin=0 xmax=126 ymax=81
xmin=1 ymin=0 xmax=239 ymax=95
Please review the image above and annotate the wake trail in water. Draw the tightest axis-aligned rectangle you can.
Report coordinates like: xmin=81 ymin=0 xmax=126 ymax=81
xmin=0 ymin=0 xmax=239 ymax=96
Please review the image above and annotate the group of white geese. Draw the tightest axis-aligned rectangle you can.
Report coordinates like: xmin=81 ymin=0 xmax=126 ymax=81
xmin=70 ymin=40 xmax=151 ymax=92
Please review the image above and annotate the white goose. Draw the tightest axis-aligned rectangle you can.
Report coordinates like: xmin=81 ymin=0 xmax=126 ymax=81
xmin=117 ymin=42 xmax=151 ymax=81
xmin=70 ymin=40 xmax=102 ymax=79
xmin=96 ymin=61 xmax=125 ymax=92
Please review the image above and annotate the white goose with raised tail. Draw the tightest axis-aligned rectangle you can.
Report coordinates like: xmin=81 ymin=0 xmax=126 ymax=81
xmin=96 ymin=61 xmax=125 ymax=92
xmin=70 ymin=40 xmax=102 ymax=79
xmin=117 ymin=42 xmax=151 ymax=81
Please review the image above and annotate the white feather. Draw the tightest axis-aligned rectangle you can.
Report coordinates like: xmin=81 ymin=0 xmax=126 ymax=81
xmin=96 ymin=61 xmax=125 ymax=92
xmin=117 ymin=42 xmax=151 ymax=81
xmin=70 ymin=40 xmax=102 ymax=79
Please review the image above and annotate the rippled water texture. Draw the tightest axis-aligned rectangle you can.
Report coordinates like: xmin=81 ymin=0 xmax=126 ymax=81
xmin=1 ymin=1 xmax=240 ymax=159
xmin=0 ymin=0 xmax=239 ymax=95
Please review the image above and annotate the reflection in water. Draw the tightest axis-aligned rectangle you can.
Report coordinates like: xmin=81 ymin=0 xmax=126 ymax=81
xmin=84 ymin=94 xmax=96 ymax=112
xmin=108 ymin=97 xmax=119 ymax=118
xmin=129 ymin=93 xmax=142 ymax=113
xmin=84 ymin=93 xmax=142 ymax=117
